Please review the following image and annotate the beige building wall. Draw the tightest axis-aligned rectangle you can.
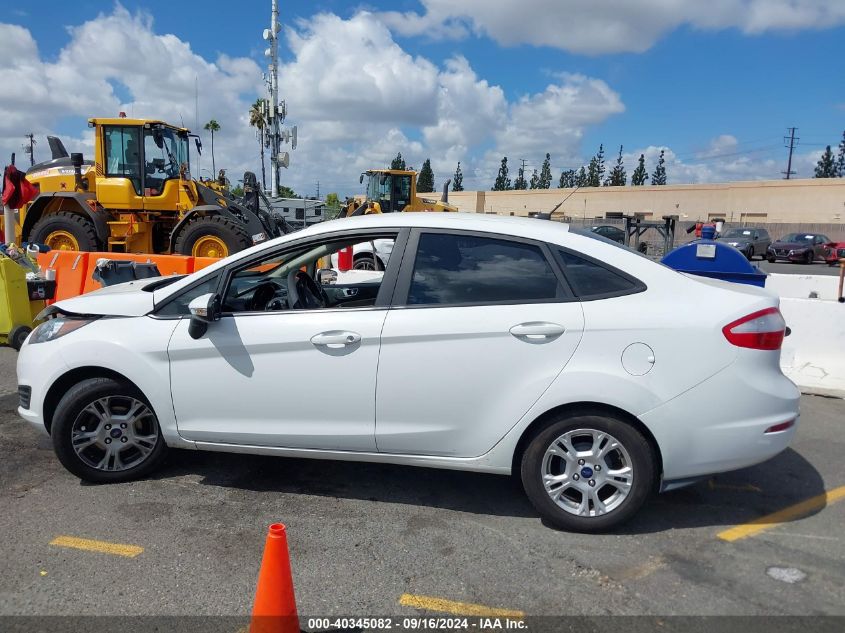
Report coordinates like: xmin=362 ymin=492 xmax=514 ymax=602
xmin=449 ymin=178 xmax=845 ymax=225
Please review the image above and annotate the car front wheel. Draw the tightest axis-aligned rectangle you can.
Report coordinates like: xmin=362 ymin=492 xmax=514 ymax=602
xmin=51 ymin=378 xmax=167 ymax=483
xmin=520 ymin=414 xmax=655 ymax=532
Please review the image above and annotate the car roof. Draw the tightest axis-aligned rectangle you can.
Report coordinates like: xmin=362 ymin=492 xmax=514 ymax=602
xmin=296 ymin=212 xmax=572 ymax=242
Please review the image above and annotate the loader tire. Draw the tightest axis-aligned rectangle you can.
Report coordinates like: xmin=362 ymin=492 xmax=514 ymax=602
xmin=29 ymin=211 xmax=100 ymax=252
xmin=173 ymin=215 xmax=251 ymax=258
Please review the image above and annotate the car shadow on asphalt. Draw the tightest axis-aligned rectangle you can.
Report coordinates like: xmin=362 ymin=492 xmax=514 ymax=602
xmin=153 ymin=449 xmax=539 ymax=518
xmin=150 ymin=445 xmax=826 ymax=532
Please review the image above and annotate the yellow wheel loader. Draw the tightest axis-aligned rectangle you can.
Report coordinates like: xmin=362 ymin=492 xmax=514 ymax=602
xmin=339 ymin=169 xmax=458 ymax=217
xmin=10 ymin=118 xmax=287 ymax=257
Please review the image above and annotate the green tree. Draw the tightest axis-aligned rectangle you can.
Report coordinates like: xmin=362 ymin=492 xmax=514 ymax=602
xmin=837 ymin=131 xmax=845 ymax=177
xmin=631 ymin=154 xmax=648 ymax=185
xmin=558 ymin=169 xmax=576 ymax=188
xmin=248 ymin=100 xmax=267 ymax=190
xmin=514 ymin=165 xmax=527 ymax=190
xmin=651 ymin=149 xmax=667 ymax=185
xmin=391 ymin=153 xmax=407 ymax=170
xmin=575 ymin=166 xmax=588 ymax=187
xmin=276 ymin=185 xmax=297 ymax=198
xmin=606 ymin=145 xmax=627 ymax=186
xmin=231 ymin=184 xmax=244 ymax=197
xmin=529 ymin=169 xmax=540 ymax=189
xmin=452 ymin=162 xmax=464 ymax=191
xmin=203 ymin=119 xmax=221 ymax=175
xmin=493 ymin=156 xmax=511 ymax=190
xmin=586 ymin=144 xmax=605 ymax=187
xmin=325 ymin=192 xmax=342 ymax=218
xmin=538 ymin=153 xmax=553 ymax=188
xmin=418 ymin=158 xmax=435 ymax=192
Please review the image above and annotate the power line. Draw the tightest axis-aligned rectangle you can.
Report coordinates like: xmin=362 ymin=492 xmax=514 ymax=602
xmin=783 ymin=127 xmax=799 ymax=179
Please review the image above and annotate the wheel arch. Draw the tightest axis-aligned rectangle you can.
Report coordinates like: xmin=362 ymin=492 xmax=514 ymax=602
xmin=22 ymin=193 xmax=109 ymax=244
xmin=511 ymin=401 xmax=664 ymax=490
xmin=42 ymin=366 xmax=145 ymax=434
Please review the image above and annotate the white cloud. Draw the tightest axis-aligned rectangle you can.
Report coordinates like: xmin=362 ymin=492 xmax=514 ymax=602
xmin=0 ymin=7 xmax=261 ymax=182
xmin=378 ymin=0 xmax=845 ymax=54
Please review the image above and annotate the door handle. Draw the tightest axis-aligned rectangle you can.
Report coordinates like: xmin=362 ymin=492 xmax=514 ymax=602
xmin=509 ymin=322 xmax=565 ymax=341
xmin=310 ymin=331 xmax=362 ymax=348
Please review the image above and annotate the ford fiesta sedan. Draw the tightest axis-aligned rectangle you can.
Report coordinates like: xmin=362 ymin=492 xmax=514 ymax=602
xmin=17 ymin=213 xmax=799 ymax=531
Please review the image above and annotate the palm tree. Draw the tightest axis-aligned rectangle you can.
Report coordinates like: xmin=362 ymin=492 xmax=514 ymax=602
xmin=248 ymin=100 xmax=267 ymax=190
xmin=203 ymin=119 xmax=220 ymax=175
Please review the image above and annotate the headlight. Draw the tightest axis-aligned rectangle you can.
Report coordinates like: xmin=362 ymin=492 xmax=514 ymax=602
xmin=29 ymin=317 xmax=95 ymax=344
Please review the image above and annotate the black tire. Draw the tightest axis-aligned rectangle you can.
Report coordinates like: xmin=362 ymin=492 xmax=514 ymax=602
xmin=8 ymin=325 xmax=32 ymax=350
xmin=29 ymin=211 xmax=100 ymax=251
xmin=804 ymin=251 xmax=814 ymax=265
xmin=51 ymin=378 xmax=167 ymax=483
xmin=745 ymin=247 xmax=754 ymax=261
xmin=173 ymin=215 xmax=251 ymax=257
xmin=353 ymin=254 xmax=379 ymax=271
xmin=520 ymin=413 xmax=655 ymax=532
xmin=766 ymin=255 xmax=776 ymax=263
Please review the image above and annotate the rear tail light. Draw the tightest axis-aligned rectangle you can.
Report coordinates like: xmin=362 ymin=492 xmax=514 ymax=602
xmin=722 ymin=307 xmax=786 ymax=350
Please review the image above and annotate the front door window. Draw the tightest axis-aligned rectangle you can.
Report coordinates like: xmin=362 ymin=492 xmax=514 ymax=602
xmin=104 ymin=126 xmax=142 ymax=195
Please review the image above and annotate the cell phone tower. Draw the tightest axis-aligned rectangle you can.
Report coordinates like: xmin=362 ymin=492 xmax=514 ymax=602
xmin=262 ymin=0 xmax=296 ymax=196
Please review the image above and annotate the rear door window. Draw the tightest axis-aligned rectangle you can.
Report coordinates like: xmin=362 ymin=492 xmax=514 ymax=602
xmin=557 ymin=250 xmax=644 ymax=300
xmin=405 ymin=232 xmax=568 ymax=306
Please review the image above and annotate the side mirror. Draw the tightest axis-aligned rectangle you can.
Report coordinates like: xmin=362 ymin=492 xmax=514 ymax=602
xmin=188 ymin=293 xmax=221 ymax=339
xmin=316 ymin=268 xmax=337 ymax=285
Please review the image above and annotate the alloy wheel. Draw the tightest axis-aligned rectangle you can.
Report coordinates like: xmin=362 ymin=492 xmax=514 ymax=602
xmin=70 ymin=396 xmax=159 ymax=472
xmin=541 ymin=428 xmax=633 ymax=517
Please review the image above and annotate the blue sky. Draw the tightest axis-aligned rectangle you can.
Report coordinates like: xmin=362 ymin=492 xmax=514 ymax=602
xmin=2 ymin=1 xmax=843 ymax=195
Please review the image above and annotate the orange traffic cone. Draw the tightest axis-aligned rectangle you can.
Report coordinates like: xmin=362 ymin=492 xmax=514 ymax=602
xmin=250 ymin=523 xmax=300 ymax=633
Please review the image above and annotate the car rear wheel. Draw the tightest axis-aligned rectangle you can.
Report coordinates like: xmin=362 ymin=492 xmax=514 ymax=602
xmin=745 ymin=246 xmax=754 ymax=260
xmin=51 ymin=378 xmax=167 ymax=483
xmin=804 ymin=251 xmax=814 ymax=265
xmin=353 ymin=254 xmax=377 ymax=271
xmin=520 ymin=414 xmax=655 ymax=532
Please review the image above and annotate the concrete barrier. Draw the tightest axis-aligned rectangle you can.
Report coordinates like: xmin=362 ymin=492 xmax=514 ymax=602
xmin=768 ymin=274 xmax=845 ymax=397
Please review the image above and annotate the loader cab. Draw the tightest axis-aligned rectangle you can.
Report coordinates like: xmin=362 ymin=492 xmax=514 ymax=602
xmin=363 ymin=170 xmax=413 ymax=213
xmin=94 ymin=118 xmax=191 ymax=210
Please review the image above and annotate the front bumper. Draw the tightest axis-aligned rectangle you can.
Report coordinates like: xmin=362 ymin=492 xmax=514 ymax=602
xmin=15 ymin=338 xmax=70 ymax=437
xmin=768 ymin=249 xmax=812 ymax=262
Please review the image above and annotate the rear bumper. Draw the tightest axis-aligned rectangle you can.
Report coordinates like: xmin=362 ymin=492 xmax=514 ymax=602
xmin=641 ymin=357 xmax=800 ymax=481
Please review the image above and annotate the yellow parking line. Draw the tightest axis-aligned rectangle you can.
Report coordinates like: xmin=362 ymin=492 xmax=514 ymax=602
xmin=399 ymin=593 xmax=524 ymax=618
xmin=49 ymin=535 xmax=144 ymax=558
xmin=717 ymin=485 xmax=845 ymax=542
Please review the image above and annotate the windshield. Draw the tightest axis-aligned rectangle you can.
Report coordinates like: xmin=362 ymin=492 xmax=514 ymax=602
xmin=144 ymin=127 xmax=190 ymax=183
xmin=780 ymin=233 xmax=813 ymax=243
xmin=722 ymin=229 xmax=753 ymax=238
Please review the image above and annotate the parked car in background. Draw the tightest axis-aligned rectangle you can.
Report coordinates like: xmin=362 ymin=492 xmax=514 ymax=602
xmin=767 ymin=232 xmax=832 ymax=264
xmin=824 ymin=240 xmax=845 ymax=267
xmin=589 ymin=225 xmax=626 ymax=244
xmin=717 ymin=227 xmax=771 ymax=260
xmin=17 ymin=214 xmax=799 ymax=532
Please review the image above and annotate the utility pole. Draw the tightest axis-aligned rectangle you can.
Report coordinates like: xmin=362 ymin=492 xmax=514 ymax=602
xmin=782 ymin=127 xmax=799 ymax=179
xmin=23 ymin=133 xmax=36 ymax=166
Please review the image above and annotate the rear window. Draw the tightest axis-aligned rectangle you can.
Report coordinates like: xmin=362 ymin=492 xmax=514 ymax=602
xmin=408 ymin=233 xmax=567 ymax=305
xmin=557 ymin=250 xmax=644 ymax=299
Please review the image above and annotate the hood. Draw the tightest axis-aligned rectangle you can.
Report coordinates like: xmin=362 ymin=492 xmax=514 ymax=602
xmin=718 ymin=236 xmax=751 ymax=245
xmin=771 ymin=241 xmax=812 ymax=250
xmin=44 ymin=278 xmax=157 ymax=318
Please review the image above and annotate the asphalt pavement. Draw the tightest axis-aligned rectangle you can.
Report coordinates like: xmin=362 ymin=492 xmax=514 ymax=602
xmin=0 ymin=349 xmax=843 ymax=621
xmin=757 ymin=260 xmax=842 ymax=277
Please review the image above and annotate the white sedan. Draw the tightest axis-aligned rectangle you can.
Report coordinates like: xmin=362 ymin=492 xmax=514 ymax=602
xmin=16 ymin=213 xmax=799 ymax=531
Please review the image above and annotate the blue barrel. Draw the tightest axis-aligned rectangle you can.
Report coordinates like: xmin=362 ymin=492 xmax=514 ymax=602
xmin=661 ymin=226 xmax=767 ymax=287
